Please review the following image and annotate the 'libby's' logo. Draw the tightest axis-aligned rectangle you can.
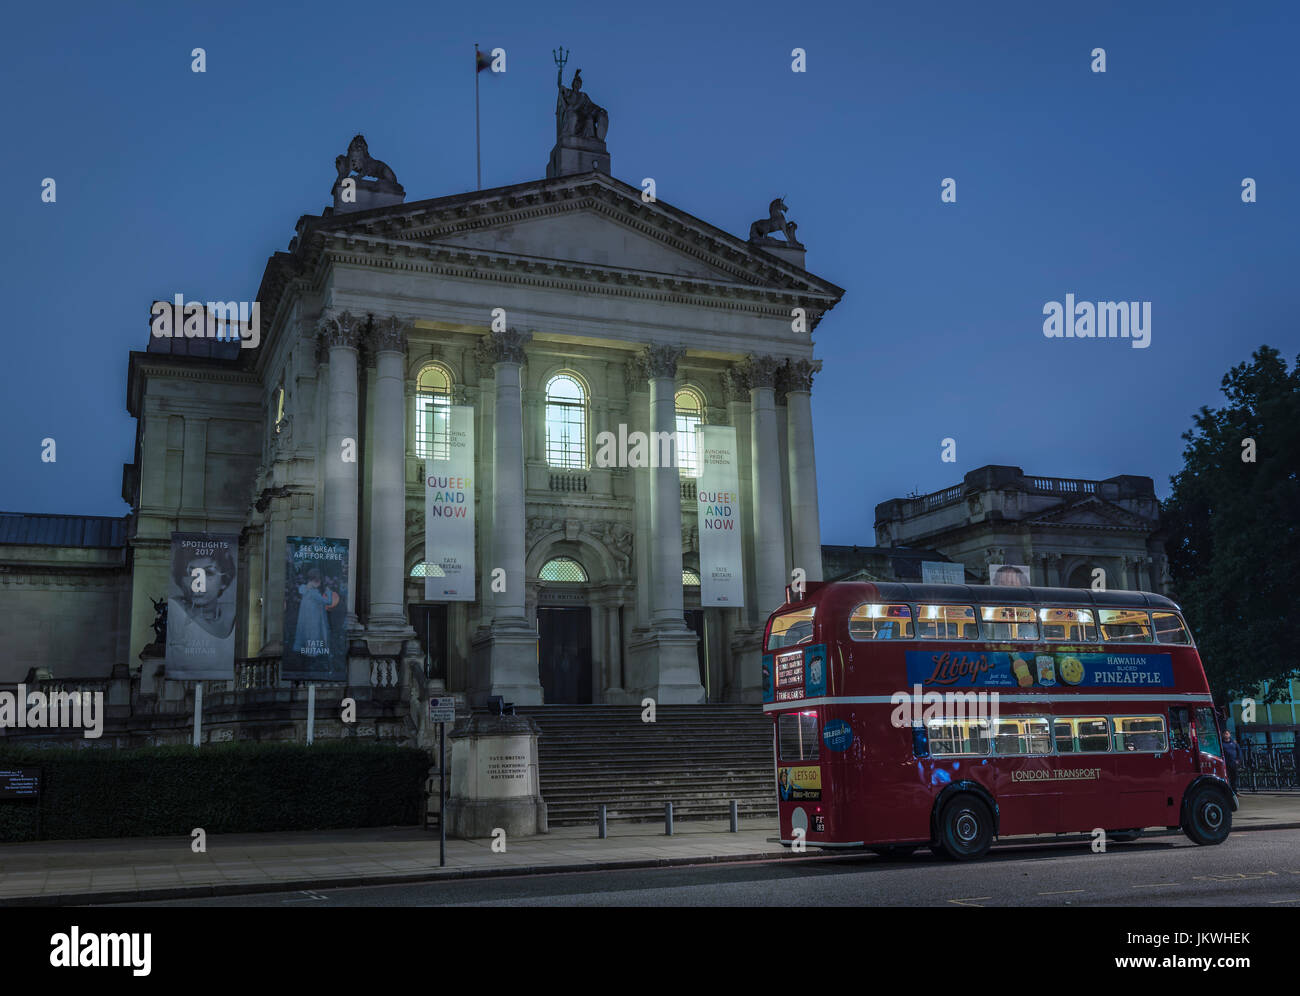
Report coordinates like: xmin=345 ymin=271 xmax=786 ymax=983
xmin=924 ymin=652 xmax=993 ymax=686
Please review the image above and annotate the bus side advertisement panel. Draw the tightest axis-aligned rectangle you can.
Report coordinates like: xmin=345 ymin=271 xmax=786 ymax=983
xmin=905 ymin=651 xmax=1173 ymax=690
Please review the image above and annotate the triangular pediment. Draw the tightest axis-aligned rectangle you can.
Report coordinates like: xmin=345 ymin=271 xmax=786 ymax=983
xmin=296 ymin=172 xmax=841 ymax=298
xmin=1027 ymin=494 xmax=1152 ymax=530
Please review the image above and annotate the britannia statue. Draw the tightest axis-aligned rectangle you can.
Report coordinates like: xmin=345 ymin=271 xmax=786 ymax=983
xmin=555 ymin=67 xmax=608 ymax=143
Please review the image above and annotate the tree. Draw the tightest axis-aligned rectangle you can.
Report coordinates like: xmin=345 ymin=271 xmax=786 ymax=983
xmin=1162 ymin=346 xmax=1300 ymax=701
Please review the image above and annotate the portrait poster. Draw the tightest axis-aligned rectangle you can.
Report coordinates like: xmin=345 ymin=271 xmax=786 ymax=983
xmin=165 ymin=532 xmax=239 ymax=681
xmin=283 ymin=537 xmax=349 ymax=682
xmin=989 ymin=563 xmax=1031 ymax=587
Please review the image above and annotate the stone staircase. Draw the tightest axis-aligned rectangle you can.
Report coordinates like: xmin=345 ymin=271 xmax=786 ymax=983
xmin=516 ymin=704 xmax=777 ymax=826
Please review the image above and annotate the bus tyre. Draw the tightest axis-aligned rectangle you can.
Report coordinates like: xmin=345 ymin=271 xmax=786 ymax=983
xmin=936 ymin=795 xmax=994 ymax=860
xmin=1183 ymin=786 xmax=1231 ymax=846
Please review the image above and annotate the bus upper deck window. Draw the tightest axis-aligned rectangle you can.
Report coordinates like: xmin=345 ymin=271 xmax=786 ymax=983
xmin=1098 ymin=608 xmax=1153 ymax=643
xmin=916 ymin=604 xmax=978 ymax=640
xmin=767 ymin=606 xmax=815 ymax=652
xmin=981 ymin=605 xmax=1038 ymax=641
xmin=1152 ymin=611 xmax=1192 ymax=645
xmin=1039 ymin=607 xmax=1097 ymax=642
xmin=848 ymin=603 xmax=914 ymax=641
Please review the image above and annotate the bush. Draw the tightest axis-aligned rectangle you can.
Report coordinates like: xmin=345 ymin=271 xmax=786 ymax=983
xmin=0 ymin=741 xmax=431 ymax=842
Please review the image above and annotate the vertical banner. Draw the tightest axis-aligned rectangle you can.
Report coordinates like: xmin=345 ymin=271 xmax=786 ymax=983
xmin=696 ymin=425 xmax=745 ymax=606
xmin=166 ymin=532 xmax=238 ymax=680
xmin=425 ymin=404 xmax=476 ymax=601
xmin=283 ymin=537 xmax=349 ymax=681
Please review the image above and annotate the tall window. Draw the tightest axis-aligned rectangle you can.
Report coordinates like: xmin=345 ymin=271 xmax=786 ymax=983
xmin=545 ymin=373 xmax=586 ymax=469
xmin=675 ymin=388 xmax=704 ymax=477
xmin=273 ymin=384 xmax=285 ymax=433
xmin=416 ymin=365 xmax=452 ymax=460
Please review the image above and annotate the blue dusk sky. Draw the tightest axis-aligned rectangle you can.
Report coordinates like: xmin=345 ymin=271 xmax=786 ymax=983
xmin=2 ymin=0 xmax=1296 ymax=544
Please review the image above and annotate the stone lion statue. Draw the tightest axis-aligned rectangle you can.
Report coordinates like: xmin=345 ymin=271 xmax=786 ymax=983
xmin=335 ymin=134 xmax=398 ymax=186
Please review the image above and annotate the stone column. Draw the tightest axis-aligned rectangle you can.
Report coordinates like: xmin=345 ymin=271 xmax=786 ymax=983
xmin=469 ymin=328 xmax=541 ymax=705
xmin=368 ymin=316 xmax=411 ymax=631
xmin=623 ymin=346 xmax=704 ymax=704
xmin=746 ymin=355 xmax=787 ymax=618
xmin=319 ymin=311 xmax=363 ymax=625
xmin=782 ymin=358 xmax=823 ymax=582
xmin=647 ymin=346 xmax=689 ymax=630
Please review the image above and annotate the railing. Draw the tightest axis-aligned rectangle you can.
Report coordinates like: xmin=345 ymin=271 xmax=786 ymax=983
xmin=549 ymin=473 xmax=588 ymax=493
xmin=33 ymin=677 xmax=112 ymax=697
xmin=370 ymin=658 xmax=400 ymax=688
xmin=680 ymin=480 xmax=697 ymax=501
xmin=1028 ymin=476 xmax=1098 ymax=495
xmin=900 ymin=484 xmax=964 ymax=517
xmin=1239 ymin=746 xmax=1300 ymax=792
xmin=236 ymin=656 xmax=281 ymax=689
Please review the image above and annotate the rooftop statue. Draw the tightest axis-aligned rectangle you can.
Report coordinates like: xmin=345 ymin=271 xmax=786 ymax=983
xmin=335 ymin=134 xmax=400 ymax=187
xmin=748 ymin=198 xmax=804 ymax=249
xmin=555 ymin=69 xmax=608 ymax=143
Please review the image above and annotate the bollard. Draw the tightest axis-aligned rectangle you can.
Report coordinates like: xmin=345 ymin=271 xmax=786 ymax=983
xmin=729 ymin=799 xmax=739 ymax=833
xmin=598 ymin=804 xmax=607 ymax=839
xmin=665 ymin=801 xmax=674 ymax=836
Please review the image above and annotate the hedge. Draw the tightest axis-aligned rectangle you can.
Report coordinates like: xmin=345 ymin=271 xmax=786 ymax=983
xmin=0 ymin=741 xmax=431 ymax=842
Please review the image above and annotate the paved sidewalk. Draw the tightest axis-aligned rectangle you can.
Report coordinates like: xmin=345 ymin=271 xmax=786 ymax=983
xmin=2 ymin=792 xmax=1296 ymax=906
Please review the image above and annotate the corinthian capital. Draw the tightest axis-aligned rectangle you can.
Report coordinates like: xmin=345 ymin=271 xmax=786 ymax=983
xmin=478 ymin=327 xmax=532 ymax=366
xmin=739 ymin=354 xmax=781 ymax=390
xmin=370 ymin=315 xmax=410 ymax=354
xmin=638 ymin=344 xmax=686 ymax=381
xmin=780 ymin=357 xmax=821 ymax=394
xmin=318 ymin=310 xmax=363 ymax=350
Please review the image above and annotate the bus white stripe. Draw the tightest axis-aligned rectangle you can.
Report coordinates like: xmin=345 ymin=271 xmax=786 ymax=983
xmin=764 ymin=692 xmax=1213 ymax=711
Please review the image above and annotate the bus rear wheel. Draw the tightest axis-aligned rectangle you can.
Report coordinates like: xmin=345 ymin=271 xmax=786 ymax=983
xmin=935 ymin=795 xmax=994 ymax=860
xmin=1183 ymin=786 xmax=1231 ymax=846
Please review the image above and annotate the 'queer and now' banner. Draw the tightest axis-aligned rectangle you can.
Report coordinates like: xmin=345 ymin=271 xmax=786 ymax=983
xmin=696 ymin=425 xmax=744 ymax=606
xmin=425 ymin=404 xmax=475 ymax=601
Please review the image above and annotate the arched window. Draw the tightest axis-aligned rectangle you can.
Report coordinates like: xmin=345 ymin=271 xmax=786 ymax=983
xmin=410 ymin=561 xmax=447 ymax=577
xmin=682 ymin=568 xmax=701 ymax=586
xmin=273 ymin=383 xmax=285 ymax=434
xmin=539 ymin=556 xmax=588 ymax=582
xmin=416 ymin=365 xmax=453 ymax=460
xmin=545 ymin=373 xmax=586 ymax=469
xmin=675 ymin=388 xmax=705 ymax=477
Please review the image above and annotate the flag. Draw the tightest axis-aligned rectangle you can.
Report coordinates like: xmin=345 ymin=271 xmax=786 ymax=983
xmin=476 ymin=48 xmax=492 ymax=72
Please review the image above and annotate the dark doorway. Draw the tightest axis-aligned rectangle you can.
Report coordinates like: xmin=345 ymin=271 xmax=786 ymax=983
xmin=409 ymin=603 xmax=449 ymax=681
xmin=684 ymin=609 xmax=706 ymax=694
xmin=538 ymin=607 xmax=592 ymax=704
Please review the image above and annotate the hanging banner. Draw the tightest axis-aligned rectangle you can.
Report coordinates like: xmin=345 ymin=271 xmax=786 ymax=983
xmin=425 ymin=404 xmax=476 ymax=601
xmin=696 ymin=425 xmax=745 ymax=606
xmin=283 ymin=537 xmax=349 ymax=681
xmin=165 ymin=532 xmax=239 ymax=680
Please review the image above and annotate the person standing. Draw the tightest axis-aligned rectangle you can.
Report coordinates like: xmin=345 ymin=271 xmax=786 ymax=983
xmin=1222 ymin=729 xmax=1242 ymax=792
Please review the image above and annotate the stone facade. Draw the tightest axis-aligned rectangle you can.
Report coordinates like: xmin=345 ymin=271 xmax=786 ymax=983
xmin=874 ymin=465 xmax=1169 ymax=592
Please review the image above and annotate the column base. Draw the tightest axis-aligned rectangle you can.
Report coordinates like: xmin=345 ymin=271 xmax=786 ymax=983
xmin=469 ymin=621 xmax=543 ymax=706
xmin=627 ymin=630 xmax=705 ymax=704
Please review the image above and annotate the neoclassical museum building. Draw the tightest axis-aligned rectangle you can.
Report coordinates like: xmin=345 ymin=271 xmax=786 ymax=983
xmin=0 ymin=76 xmax=844 ymax=719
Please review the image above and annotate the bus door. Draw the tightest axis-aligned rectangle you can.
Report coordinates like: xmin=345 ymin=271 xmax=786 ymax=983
xmin=1111 ymin=712 xmax=1174 ymax=829
xmin=775 ymin=710 xmax=826 ymax=841
xmin=1053 ymin=715 xmax=1116 ymax=833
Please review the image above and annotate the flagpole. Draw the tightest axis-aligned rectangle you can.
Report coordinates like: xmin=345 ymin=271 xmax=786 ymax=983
xmin=475 ymin=44 xmax=482 ymax=190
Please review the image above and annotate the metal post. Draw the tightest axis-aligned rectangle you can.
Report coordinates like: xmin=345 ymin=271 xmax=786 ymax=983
xmin=474 ymin=45 xmax=481 ymax=191
xmin=439 ymin=721 xmax=447 ymax=867
xmin=729 ymin=799 xmax=739 ymax=833
xmin=192 ymin=683 xmax=203 ymax=747
xmin=598 ymin=804 xmax=607 ymax=839
xmin=306 ymin=683 xmax=316 ymax=745
xmin=665 ymin=801 xmax=673 ymax=836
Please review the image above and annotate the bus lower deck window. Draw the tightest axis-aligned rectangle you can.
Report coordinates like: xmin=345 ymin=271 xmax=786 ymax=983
xmin=1113 ymin=715 xmax=1167 ymax=752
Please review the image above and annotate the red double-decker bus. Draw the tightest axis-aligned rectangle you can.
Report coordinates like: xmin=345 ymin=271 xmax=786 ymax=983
xmin=763 ymin=581 xmax=1234 ymax=859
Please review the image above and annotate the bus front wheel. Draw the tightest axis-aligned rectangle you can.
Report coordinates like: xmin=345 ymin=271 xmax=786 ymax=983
xmin=935 ymin=795 xmax=994 ymax=860
xmin=1183 ymin=786 xmax=1231 ymax=846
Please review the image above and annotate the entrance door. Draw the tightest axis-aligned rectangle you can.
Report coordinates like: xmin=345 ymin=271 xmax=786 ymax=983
xmin=538 ymin=607 xmax=592 ymax=704
xmin=684 ymin=609 xmax=706 ymax=695
xmin=408 ymin=604 xmax=449 ymax=681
